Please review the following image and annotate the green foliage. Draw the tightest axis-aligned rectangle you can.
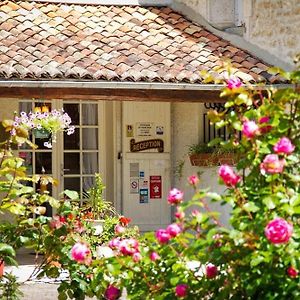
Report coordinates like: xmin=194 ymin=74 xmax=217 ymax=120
xmin=0 ymin=273 xmax=23 ymax=300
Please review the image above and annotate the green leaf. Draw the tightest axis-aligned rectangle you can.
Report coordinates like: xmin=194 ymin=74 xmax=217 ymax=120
xmin=263 ymin=196 xmax=277 ymax=210
xmin=243 ymin=202 xmax=259 ymax=212
xmin=251 ymin=255 xmax=264 ymax=267
xmin=0 ymin=243 xmax=16 ymax=257
xmin=63 ymin=190 xmax=79 ymax=200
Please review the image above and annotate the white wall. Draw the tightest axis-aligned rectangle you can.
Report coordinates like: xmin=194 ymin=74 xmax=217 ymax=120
xmin=171 ymin=102 xmax=231 ymax=226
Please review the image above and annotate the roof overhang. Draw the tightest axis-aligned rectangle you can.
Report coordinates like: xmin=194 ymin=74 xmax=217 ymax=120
xmin=0 ymin=80 xmax=293 ymax=103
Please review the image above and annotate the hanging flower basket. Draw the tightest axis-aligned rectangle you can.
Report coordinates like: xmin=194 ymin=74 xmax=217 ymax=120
xmin=33 ymin=128 xmax=51 ymax=139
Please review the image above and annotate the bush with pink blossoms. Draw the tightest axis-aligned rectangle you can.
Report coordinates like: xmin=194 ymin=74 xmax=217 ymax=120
xmin=77 ymin=68 xmax=298 ymax=300
xmin=6 ymin=67 xmax=295 ymax=300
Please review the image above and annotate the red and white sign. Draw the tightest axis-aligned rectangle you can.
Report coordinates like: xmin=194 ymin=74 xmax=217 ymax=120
xmin=150 ymin=176 xmax=162 ymax=199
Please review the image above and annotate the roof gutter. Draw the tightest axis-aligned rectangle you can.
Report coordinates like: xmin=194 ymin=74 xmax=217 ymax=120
xmin=0 ymin=80 xmax=293 ymax=90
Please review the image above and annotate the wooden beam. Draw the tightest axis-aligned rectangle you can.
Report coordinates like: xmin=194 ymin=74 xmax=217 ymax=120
xmin=0 ymin=87 xmax=225 ymax=103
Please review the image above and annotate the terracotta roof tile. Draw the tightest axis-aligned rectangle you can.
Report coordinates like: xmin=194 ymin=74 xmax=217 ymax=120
xmin=0 ymin=1 xmax=282 ymax=84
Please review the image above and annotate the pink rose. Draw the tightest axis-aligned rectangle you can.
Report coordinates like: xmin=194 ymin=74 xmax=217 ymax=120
xmin=206 ymin=263 xmax=218 ymax=279
xmin=265 ymin=218 xmax=293 ymax=244
xmin=155 ymin=229 xmax=171 ymax=244
xmin=166 ymin=223 xmax=181 ymax=238
xmin=168 ymin=188 xmax=184 ymax=205
xmin=259 ymin=116 xmax=272 ymax=134
xmin=175 ymin=208 xmax=185 ymax=220
xmin=104 ymin=285 xmax=121 ymax=300
xmin=218 ymin=165 xmax=241 ymax=187
xmin=71 ymin=242 xmax=91 ymax=264
xmin=242 ymin=120 xmax=259 ymax=138
xmin=226 ymin=77 xmax=242 ymax=89
xmin=175 ymin=284 xmax=188 ymax=298
xmin=149 ymin=251 xmax=160 ymax=261
xmin=273 ymin=137 xmax=295 ymax=155
xmin=260 ymin=154 xmax=286 ymax=174
xmin=259 ymin=116 xmax=270 ymax=124
xmin=287 ymin=266 xmax=298 ymax=278
xmin=132 ymin=252 xmax=142 ymax=262
xmin=188 ymin=175 xmax=199 ymax=186
xmin=114 ymin=224 xmax=126 ymax=235
xmin=108 ymin=238 xmax=121 ymax=249
xmin=119 ymin=238 xmax=139 ymax=256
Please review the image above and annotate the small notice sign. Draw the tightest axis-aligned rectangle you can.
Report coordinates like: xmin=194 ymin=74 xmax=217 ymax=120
xmin=140 ymin=188 xmax=149 ymax=203
xmin=150 ymin=176 xmax=162 ymax=199
xmin=130 ymin=178 xmax=139 ymax=194
xmin=136 ymin=122 xmax=154 ymax=137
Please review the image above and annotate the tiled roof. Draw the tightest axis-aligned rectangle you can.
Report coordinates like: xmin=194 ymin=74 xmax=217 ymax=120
xmin=0 ymin=1 xmax=278 ymax=84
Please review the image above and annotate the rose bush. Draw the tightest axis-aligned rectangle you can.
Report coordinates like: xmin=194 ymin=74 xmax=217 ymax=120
xmin=53 ymin=67 xmax=298 ymax=299
xmin=0 ymin=66 xmax=299 ymax=299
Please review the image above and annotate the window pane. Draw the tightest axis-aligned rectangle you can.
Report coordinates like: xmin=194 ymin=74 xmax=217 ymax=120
xmin=82 ymin=177 xmax=95 ymax=193
xmin=64 ymin=128 xmax=80 ymax=150
xmin=19 ymin=152 xmax=33 ymax=175
xmin=82 ymin=104 xmax=98 ymax=125
xmin=82 ymin=128 xmax=98 ymax=150
xmin=35 ymin=152 xmax=52 ymax=174
xmin=82 ymin=153 xmax=98 ymax=174
xmin=63 ymin=103 xmax=79 ymax=125
xmin=64 ymin=153 xmax=80 ymax=174
xmin=64 ymin=177 xmax=80 ymax=194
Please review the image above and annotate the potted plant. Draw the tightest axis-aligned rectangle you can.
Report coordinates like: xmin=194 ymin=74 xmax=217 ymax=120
xmin=82 ymin=174 xmax=118 ymax=235
xmin=188 ymin=143 xmax=237 ymax=166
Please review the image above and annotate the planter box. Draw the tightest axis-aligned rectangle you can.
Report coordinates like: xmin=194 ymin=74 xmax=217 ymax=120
xmin=189 ymin=153 xmax=237 ymax=166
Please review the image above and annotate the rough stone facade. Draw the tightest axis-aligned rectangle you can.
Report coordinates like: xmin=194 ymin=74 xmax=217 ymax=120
xmin=174 ymin=0 xmax=300 ymax=66
xmin=245 ymin=0 xmax=300 ymax=66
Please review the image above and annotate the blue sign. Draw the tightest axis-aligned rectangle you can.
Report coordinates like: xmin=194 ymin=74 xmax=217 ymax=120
xmin=139 ymin=188 xmax=149 ymax=203
xmin=139 ymin=171 xmax=145 ymax=178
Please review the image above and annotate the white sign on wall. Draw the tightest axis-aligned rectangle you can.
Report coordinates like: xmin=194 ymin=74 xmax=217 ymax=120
xmin=136 ymin=122 xmax=154 ymax=137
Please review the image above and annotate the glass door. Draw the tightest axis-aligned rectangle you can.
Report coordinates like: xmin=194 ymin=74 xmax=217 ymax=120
xmin=62 ymin=101 xmax=102 ymax=202
xmin=19 ymin=100 xmax=103 ymax=212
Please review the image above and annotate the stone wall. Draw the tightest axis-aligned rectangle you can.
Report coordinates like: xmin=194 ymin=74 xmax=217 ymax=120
xmin=173 ymin=0 xmax=299 ymax=66
xmin=244 ymin=0 xmax=300 ymax=66
xmin=173 ymin=0 xmax=235 ymax=28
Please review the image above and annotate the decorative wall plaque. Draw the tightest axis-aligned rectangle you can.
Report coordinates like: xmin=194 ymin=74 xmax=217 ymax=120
xmin=130 ymin=139 xmax=164 ymax=152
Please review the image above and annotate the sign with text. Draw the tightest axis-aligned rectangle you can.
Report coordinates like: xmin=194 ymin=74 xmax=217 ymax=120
xmin=150 ymin=175 xmax=162 ymax=199
xmin=136 ymin=122 xmax=154 ymax=137
xmin=130 ymin=139 xmax=164 ymax=152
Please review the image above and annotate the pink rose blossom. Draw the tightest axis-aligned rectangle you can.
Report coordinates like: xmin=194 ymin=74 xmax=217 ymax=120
xmin=175 ymin=284 xmax=188 ymax=298
xmin=104 ymin=285 xmax=121 ymax=300
xmin=119 ymin=238 xmax=139 ymax=256
xmin=260 ymin=154 xmax=286 ymax=174
xmin=168 ymin=188 xmax=184 ymax=205
xmin=265 ymin=218 xmax=293 ymax=244
xmin=108 ymin=238 xmax=121 ymax=250
xmin=218 ymin=165 xmax=241 ymax=187
xmin=71 ymin=242 xmax=91 ymax=264
xmin=166 ymin=223 xmax=182 ymax=238
xmin=188 ymin=175 xmax=199 ymax=186
xmin=259 ymin=116 xmax=272 ymax=134
xmin=242 ymin=120 xmax=259 ymax=138
xmin=259 ymin=116 xmax=270 ymax=124
xmin=114 ymin=224 xmax=126 ymax=235
xmin=273 ymin=137 xmax=295 ymax=155
xmin=287 ymin=266 xmax=298 ymax=278
xmin=206 ymin=263 xmax=218 ymax=279
xmin=150 ymin=251 xmax=160 ymax=261
xmin=132 ymin=252 xmax=142 ymax=262
xmin=175 ymin=208 xmax=185 ymax=220
xmin=155 ymin=229 xmax=171 ymax=244
xmin=226 ymin=77 xmax=242 ymax=89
